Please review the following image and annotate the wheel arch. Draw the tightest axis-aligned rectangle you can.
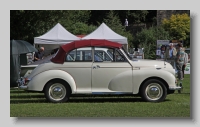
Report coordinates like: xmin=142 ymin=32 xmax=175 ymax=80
xmin=139 ymin=76 xmax=170 ymax=95
xmin=42 ymin=78 xmax=72 ymax=94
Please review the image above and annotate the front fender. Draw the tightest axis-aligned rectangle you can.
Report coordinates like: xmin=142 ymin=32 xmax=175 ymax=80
xmin=108 ymin=70 xmax=132 ymax=92
xmin=27 ymin=70 xmax=76 ymax=93
xmin=132 ymin=69 xmax=176 ymax=94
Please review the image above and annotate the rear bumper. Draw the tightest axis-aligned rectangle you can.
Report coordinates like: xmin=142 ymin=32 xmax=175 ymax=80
xmin=17 ymin=78 xmax=28 ymax=90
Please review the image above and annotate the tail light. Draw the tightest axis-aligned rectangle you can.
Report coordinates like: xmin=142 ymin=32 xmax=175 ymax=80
xmin=24 ymin=78 xmax=30 ymax=85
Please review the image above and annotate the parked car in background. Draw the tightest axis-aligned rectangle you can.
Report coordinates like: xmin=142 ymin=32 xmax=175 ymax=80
xmin=18 ymin=39 xmax=182 ymax=103
xmin=20 ymin=54 xmax=55 ymax=77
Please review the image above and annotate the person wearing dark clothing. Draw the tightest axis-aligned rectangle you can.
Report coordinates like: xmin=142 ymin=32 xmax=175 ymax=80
xmin=34 ymin=47 xmax=45 ymax=61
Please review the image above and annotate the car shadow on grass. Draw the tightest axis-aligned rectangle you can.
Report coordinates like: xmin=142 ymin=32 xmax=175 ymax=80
xmin=10 ymin=94 xmax=147 ymax=104
xmin=10 ymin=90 xmax=175 ymax=104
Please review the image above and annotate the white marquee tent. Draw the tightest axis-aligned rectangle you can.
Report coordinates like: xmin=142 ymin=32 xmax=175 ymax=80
xmin=82 ymin=22 xmax=128 ymax=50
xmin=34 ymin=23 xmax=80 ymax=55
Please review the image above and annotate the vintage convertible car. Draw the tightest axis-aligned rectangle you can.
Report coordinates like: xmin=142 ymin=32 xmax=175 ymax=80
xmin=18 ymin=39 xmax=182 ymax=103
xmin=20 ymin=47 xmax=114 ymax=78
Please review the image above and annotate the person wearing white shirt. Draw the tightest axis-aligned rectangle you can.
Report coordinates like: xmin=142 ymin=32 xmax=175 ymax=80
xmin=182 ymin=47 xmax=188 ymax=79
xmin=124 ymin=19 xmax=128 ymax=27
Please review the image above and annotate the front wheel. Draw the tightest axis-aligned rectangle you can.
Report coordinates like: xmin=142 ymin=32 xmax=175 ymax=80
xmin=140 ymin=79 xmax=167 ymax=102
xmin=44 ymin=80 xmax=71 ymax=103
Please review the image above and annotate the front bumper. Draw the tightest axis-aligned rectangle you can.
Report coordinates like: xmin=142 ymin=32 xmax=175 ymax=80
xmin=17 ymin=77 xmax=28 ymax=90
xmin=169 ymin=86 xmax=182 ymax=90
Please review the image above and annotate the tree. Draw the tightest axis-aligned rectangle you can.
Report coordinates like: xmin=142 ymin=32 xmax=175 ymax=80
xmin=67 ymin=22 xmax=97 ymax=35
xmin=103 ymin=11 xmax=134 ymax=48
xmin=162 ymin=13 xmax=190 ymax=47
xmin=10 ymin=10 xmax=69 ymax=44
xmin=10 ymin=10 xmax=92 ymax=44
xmin=133 ymin=26 xmax=171 ymax=59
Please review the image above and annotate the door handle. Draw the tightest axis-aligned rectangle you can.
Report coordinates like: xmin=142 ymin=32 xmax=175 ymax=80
xmin=93 ymin=65 xmax=100 ymax=69
xmin=133 ymin=67 xmax=140 ymax=70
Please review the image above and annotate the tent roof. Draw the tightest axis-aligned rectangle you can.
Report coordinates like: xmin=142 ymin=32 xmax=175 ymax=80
xmin=82 ymin=23 xmax=128 ymax=44
xmin=34 ymin=23 xmax=80 ymax=44
xmin=51 ymin=39 xmax=122 ymax=64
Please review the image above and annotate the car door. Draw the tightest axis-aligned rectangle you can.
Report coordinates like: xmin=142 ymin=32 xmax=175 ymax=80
xmin=92 ymin=47 xmax=133 ymax=93
xmin=63 ymin=47 xmax=93 ymax=93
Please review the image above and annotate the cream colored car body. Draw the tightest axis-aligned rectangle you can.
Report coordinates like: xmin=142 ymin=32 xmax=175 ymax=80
xmin=24 ymin=49 xmax=176 ymax=95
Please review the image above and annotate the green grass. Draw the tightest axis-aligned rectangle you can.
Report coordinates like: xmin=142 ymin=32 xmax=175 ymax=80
xmin=10 ymin=75 xmax=190 ymax=117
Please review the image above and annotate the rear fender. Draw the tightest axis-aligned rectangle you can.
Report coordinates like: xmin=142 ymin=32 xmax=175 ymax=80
xmin=27 ymin=70 xmax=76 ymax=93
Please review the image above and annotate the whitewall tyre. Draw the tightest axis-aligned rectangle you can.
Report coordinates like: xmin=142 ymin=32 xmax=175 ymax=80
xmin=44 ymin=80 xmax=71 ymax=103
xmin=140 ymin=79 xmax=167 ymax=102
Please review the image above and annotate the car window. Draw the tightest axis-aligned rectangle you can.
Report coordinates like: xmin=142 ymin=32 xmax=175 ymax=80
xmin=66 ymin=47 xmax=92 ymax=62
xmin=94 ymin=47 xmax=113 ymax=62
xmin=114 ymin=49 xmax=127 ymax=62
xmin=94 ymin=47 xmax=127 ymax=62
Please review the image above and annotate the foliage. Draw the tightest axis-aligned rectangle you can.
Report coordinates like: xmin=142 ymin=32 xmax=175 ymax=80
xmin=10 ymin=10 xmax=156 ymax=48
xmin=133 ymin=26 xmax=171 ymax=59
xmin=103 ymin=11 xmax=134 ymax=48
xmin=114 ymin=10 xmax=149 ymax=24
xmin=65 ymin=22 xmax=97 ymax=35
xmin=10 ymin=10 xmax=91 ymax=44
xmin=162 ymin=13 xmax=190 ymax=47
xmin=10 ymin=10 xmax=66 ymax=44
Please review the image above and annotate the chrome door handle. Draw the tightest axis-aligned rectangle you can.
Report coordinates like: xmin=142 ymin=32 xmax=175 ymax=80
xmin=93 ymin=65 xmax=100 ymax=69
xmin=133 ymin=67 xmax=140 ymax=70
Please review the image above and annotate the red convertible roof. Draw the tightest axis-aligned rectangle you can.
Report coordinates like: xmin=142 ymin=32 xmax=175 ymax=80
xmin=51 ymin=39 xmax=122 ymax=64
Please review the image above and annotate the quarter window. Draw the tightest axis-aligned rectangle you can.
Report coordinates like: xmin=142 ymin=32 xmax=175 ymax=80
xmin=66 ymin=47 xmax=92 ymax=62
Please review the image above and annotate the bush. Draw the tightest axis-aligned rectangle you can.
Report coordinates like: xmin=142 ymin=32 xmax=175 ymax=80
xmin=133 ymin=26 xmax=171 ymax=59
xmin=162 ymin=13 xmax=190 ymax=47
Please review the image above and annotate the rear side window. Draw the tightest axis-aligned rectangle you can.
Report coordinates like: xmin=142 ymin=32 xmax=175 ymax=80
xmin=65 ymin=47 xmax=92 ymax=62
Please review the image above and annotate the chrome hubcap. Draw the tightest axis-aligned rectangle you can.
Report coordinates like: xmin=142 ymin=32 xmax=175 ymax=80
xmin=49 ymin=83 xmax=66 ymax=101
xmin=145 ymin=83 xmax=163 ymax=100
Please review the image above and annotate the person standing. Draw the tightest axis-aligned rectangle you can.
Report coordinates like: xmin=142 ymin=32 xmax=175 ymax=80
xmin=124 ymin=19 xmax=128 ymax=27
xmin=175 ymin=43 xmax=185 ymax=81
xmin=165 ymin=43 xmax=177 ymax=68
xmin=34 ymin=47 xmax=45 ymax=61
xmin=160 ymin=45 xmax=166 ymax=59
xmin=182 ymin=47 xmax=188 ymax=79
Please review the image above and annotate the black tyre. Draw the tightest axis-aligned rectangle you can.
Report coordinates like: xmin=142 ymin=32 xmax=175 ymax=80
xmin=44 ymin=80 xmax=71 ymax=103
xmin=140 ymin=79 xmax=167 ymax=102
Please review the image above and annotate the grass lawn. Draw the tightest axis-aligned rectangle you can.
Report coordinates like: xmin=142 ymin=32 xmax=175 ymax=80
xmin=10 ymin=75 xmax=191 ymax=117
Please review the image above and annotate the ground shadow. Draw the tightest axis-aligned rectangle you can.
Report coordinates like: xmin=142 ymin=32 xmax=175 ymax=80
xmin=10 ymin=95 xmax=145 ymax=104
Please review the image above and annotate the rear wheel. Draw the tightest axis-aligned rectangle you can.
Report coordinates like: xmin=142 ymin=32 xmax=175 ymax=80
xmin=44 ymin=80 xmax=71 ymax=103
xmin=140 ymin=79 xmax=167 ymax=102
